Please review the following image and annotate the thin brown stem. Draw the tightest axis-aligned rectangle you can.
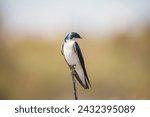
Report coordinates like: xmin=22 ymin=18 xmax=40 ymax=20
xmin=71 ymin=73 xmax=78 ymax=100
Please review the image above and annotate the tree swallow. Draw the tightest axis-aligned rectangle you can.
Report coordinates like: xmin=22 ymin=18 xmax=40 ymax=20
xmin=61 ymin=32 xmax=91 ymax=89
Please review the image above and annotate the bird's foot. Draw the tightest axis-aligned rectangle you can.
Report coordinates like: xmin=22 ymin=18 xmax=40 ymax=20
xmin=71 ymin=70 xmax=77 ymax=76
xmin=69 ymin=64 xmax=76 ymax=70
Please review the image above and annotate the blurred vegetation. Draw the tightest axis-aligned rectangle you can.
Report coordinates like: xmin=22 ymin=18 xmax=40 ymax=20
xmin=0 ymin=26 xmax=150 ymax=99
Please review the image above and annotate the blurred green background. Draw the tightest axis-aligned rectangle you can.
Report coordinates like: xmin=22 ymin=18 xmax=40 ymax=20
xmin=0 ymin=0 xmax=150 ymax=99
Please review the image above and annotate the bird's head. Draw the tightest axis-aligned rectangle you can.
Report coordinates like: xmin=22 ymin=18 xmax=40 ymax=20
xmin=65 ymin=32 xmax=82 ymax=42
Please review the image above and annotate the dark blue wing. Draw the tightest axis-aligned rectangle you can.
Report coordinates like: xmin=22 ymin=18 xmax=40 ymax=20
xmin=73 ymin=42 xmax=91 ymax=88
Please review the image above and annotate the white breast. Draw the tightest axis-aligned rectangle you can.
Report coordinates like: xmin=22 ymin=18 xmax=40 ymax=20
xmin=63 ymin=40 xmax=86 ymax=85
xmin=63 ymin=40 xmax=78 ymax=66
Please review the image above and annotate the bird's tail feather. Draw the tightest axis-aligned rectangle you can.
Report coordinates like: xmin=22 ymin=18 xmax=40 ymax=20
xmin=72 ymin=71 xmax=90 ymax=89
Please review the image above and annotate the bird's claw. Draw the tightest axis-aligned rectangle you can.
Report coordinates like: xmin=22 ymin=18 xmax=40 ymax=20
xmin=69 ymin=64 xmax=76 ymax=70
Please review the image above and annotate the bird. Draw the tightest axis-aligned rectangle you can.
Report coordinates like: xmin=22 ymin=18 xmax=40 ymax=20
xmin=61 ymin=32 xmax=91 ymax=89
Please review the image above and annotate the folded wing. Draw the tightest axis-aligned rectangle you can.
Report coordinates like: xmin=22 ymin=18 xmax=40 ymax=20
xmin=73 ymin=42 xmax=91 ymax=89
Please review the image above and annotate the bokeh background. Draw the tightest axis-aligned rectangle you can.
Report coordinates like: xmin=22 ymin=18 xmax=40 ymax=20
xmin=0 ymin=0 xmax=150 ymax=99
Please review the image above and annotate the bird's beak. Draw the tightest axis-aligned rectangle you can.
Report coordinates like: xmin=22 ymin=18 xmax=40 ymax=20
xmin=80 ymin=37 xmax=82 ymax=39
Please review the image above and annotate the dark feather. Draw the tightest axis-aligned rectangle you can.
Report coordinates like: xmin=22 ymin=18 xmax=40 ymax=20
xmin=61 ymin=43 xmax=64 ymax=55
xmin=71 ymin=70 xmax=88 ymax=89
xmin=73 ymin=42 xmax=91 ymax=89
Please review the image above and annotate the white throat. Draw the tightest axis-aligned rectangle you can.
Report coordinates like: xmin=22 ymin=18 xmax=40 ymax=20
xmin=66 ymin=39 xmax=76 ymax=43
